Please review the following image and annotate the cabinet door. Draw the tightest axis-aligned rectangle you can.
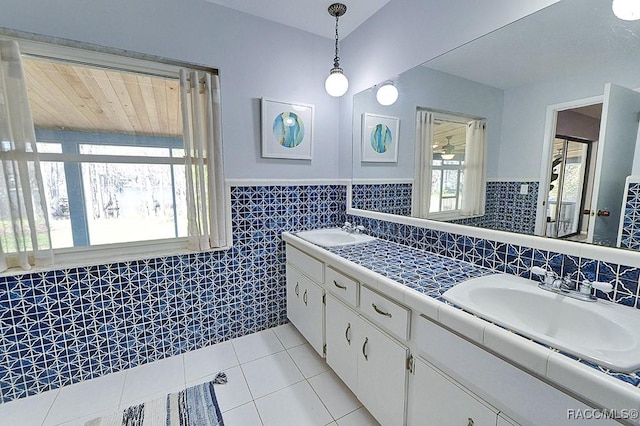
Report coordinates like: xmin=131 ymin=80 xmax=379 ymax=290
xmin=357 ymin=319 xmax=408 ymax=426
xmin=300 ymin=278 xmax=324 ymax=355
xmin=286 ymin=264 xmax=304 ymax=329
xmin=408 ymin=357 xmax=498 ymax=426
xmin=286 ymin=265 xmax=324 ymax=355
xmin=325 ymin=294 xmax=359 ymax=391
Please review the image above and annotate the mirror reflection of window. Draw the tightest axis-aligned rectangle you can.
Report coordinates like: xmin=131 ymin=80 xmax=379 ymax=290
xmin=413 ymin=110 xmax=486 ymax=221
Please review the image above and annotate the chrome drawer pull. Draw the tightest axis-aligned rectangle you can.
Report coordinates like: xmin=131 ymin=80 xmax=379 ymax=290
xmin=333 ymin=280 xmax=347 ymax=290
xmin=295 ymin=282 xmax=299 ymax=297
xmin=345 ymin=322 xmax=351 ymax=345
xmin=303 ymin=289 xmax=308 ymax=306
xmin=372 ymin=303 xmax=392 ymax=318
xmin=362 ymin=337 xmax=368 ymax=360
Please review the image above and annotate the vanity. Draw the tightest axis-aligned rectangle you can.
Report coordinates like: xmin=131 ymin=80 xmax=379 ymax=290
xmin=283 ymin=230 xmax=640 ymax=425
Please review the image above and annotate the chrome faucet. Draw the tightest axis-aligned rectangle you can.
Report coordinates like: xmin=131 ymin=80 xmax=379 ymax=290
xmin=342 ymin=222 xmax=366 ymax=234
xmin=552 ymin=274 xmax=575 ymax=291
xmin=342 ymin=222 xmax=355 ymax=233
xmin=530 ymin=266 xmax=613 ymax=302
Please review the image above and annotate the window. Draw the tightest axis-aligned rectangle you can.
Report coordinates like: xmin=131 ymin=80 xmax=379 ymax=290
xmin=429 ymin=117 xmax=468 ymax=218
xmin=414 ymin=110 xmax=486 ymax=220
xmin=431 ymin=158 xmax=465 ymax=213
xmin=22 ymin=54 xmax=188 ymax=250
xmin=12 ymin=42 xmax=221 ymax=258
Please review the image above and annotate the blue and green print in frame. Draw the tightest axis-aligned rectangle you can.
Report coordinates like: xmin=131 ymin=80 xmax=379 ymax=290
xmin=362 ymin=113 xmax=399 ymax=162
xmin=261 ymin=98 xmax=314 ymax=159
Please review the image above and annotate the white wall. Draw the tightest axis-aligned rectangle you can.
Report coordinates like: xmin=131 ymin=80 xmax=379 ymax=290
xmin=352 ymin=66 xmax=504 ymax=180
xmin=337 ymin=0 xmax=560 ymax=178
xmin=497 ymin=63 xmax=640 ymax=179
xmin=0 ymin=0 xmax=339 ymax=180
xmin=0 ymin=0 xmax=563 ymax=182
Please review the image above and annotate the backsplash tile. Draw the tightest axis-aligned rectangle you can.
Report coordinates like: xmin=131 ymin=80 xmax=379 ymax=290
xmin=449 ymin=181 xmax=539 ymax=235
xmin=351 ymin=183 xmax=413 ymax=216
xmin=0 ymin=184 xmax=346 ymax=403
xmin=620 ymin=182 xmax=640 ymax=250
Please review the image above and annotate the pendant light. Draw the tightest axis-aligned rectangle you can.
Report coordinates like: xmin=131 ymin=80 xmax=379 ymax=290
xmin=325 ymin=3 xmax=349 ymax=97
xmin=376 ymin=82 xmax=399 ymax=106
xmin=441 ymin=136 xmax=455 ymax=160
xmin=612 ymin=0 xmax=640 ymax=20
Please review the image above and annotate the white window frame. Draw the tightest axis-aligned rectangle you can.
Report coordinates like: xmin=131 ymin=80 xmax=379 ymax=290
xmin=2 ymin=36 xmax=227 ymax=270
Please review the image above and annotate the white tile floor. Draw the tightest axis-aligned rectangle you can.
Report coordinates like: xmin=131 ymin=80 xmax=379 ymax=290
xmin=0 ymin=324 xmax=380 ymax=426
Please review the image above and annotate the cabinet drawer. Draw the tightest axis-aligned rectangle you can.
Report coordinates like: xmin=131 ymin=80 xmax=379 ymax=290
xmin=286 ymin=244 xmax=323 ymax=283
xmin=360 ymin=286 xmax=410 ymax=341
xmin=326 ymin=266 xmax=359 ymax=307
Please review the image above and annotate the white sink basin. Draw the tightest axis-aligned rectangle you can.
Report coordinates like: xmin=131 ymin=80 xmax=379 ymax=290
xmin=296 ymin=228 xmax=377 ymax=247
xmin=443 ymin=274 xmax=640 ymax=372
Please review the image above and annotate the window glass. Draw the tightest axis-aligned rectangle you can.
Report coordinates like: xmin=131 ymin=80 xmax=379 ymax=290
xmin=430 ymin=118 xmax=467 ymax=216
xmin=24 ymin=55 xmax=188 ymax=250
xmin=81 ymin=162 xmax=187 ymax=245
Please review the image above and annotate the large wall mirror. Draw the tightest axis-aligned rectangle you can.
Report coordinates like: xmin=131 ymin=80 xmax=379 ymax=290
xmin=351 ymin=0 xmax=640 ymax=251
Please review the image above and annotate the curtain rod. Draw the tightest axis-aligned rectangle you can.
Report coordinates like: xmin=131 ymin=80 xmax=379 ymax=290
xmin=0 ymin=27 xmax=218 ymax=76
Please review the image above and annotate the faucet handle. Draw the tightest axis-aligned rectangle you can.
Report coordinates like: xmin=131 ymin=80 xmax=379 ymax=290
xmin=580 ymin=280 xmax=613 ymax=294
xmin=355 ymin=225 xmax=365 ymax=234
xmin=530 ymin=266 xmax=548 ymax=277
xmin=530 ymin=266 xmax=556 ymax=284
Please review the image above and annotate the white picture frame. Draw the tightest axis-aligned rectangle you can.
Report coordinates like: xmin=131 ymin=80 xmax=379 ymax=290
xmin=261 ymin=98 xmax=314 ymax=160
xmin=362 ymin=113 xmax=399 ymax=162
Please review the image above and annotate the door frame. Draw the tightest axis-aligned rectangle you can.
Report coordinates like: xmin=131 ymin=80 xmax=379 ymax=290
xmin=536 ymin=95 xmax=603 ymax=237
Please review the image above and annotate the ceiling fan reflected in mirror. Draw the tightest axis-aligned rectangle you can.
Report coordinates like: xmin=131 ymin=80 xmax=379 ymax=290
xmin=441 ymin=136 xmax=455 ymax=160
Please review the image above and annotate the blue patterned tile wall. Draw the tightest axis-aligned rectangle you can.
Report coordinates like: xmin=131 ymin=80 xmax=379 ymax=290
xmin=0 ymin=184 xmax=346 ymax=404
xmin=351 ymin=183 xmax=413 ymax=216
xmin=620 ymin=182 xmax=640 ymax=250
xmin=447 ymin=181 xmax=538 ymax=234
xmin=347 ymin=214 xmax=640 ymax=309
xmin=489 ymin=181 xmax=539 ymax=234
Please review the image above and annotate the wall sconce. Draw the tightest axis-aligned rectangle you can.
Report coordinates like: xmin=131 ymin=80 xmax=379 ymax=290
xmin=325 ymin=3 xmax=349 ymax=97
xmin=376 ymin=83 xmax=399 ymax=106
xmin=612 ymin=0 xmax=640 ymax=20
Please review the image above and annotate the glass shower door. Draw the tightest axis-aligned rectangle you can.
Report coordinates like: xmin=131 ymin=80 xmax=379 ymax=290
xmin=547 ymin=138 xmax=589 ymax=239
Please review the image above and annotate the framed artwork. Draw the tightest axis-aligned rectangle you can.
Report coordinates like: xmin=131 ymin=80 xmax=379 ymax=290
xmin=261 ymin=98 xmax=314 ymax=160
xmin=362 ymin=113 xmax=399 ymax=162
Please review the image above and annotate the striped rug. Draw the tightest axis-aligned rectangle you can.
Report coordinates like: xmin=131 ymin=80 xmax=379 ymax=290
xmin=86 ymin=373 xmax=226 ymax=426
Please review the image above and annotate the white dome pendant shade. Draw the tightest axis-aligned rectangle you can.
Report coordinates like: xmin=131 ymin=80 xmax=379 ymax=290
xmin=376 ymin=83 xmax=399 ymax=106
xmin=325 ymin=68 xmax=349 ymax=97
xmin=612 ymin=0 xmax=640 ymax=20
xmin=325 ymin=3 xmax=349 ymax=97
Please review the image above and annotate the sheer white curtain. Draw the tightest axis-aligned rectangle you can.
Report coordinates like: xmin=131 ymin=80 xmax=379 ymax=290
xmin=0 ymin=40 xmax=53 ymax=272
xmin=180 ymin=70 xmax=229 ymax=250
xmin=461 ymin=119 xmax=487 ymax=216
xmin=412 ymin=110 xmax=434 ymax=218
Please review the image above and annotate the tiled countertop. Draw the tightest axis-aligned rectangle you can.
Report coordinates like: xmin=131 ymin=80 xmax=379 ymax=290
xmin=327 ymin=239 xmax=493 ymax=300
xmin=285 ymin=233 xmax=640 ymax=407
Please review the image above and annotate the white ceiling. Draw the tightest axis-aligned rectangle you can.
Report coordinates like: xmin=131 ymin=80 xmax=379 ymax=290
xmin=204 ymin=0 xmax=391 ymax=38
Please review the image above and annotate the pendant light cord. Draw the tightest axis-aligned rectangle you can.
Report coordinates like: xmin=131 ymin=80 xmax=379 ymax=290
xmin=333 ymin=14 xmax=341 ymax=68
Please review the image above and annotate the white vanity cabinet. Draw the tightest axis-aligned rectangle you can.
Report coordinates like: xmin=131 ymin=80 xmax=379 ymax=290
xmin=408 ymin=356 xmax=499 ymax=426
xmin=326 ymin=293 xmax=409 ymax=426
xmin=283 ymin=236 xmax=628 ymax=426
xmin=285 ymin=245 xmax=325 ymax=355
